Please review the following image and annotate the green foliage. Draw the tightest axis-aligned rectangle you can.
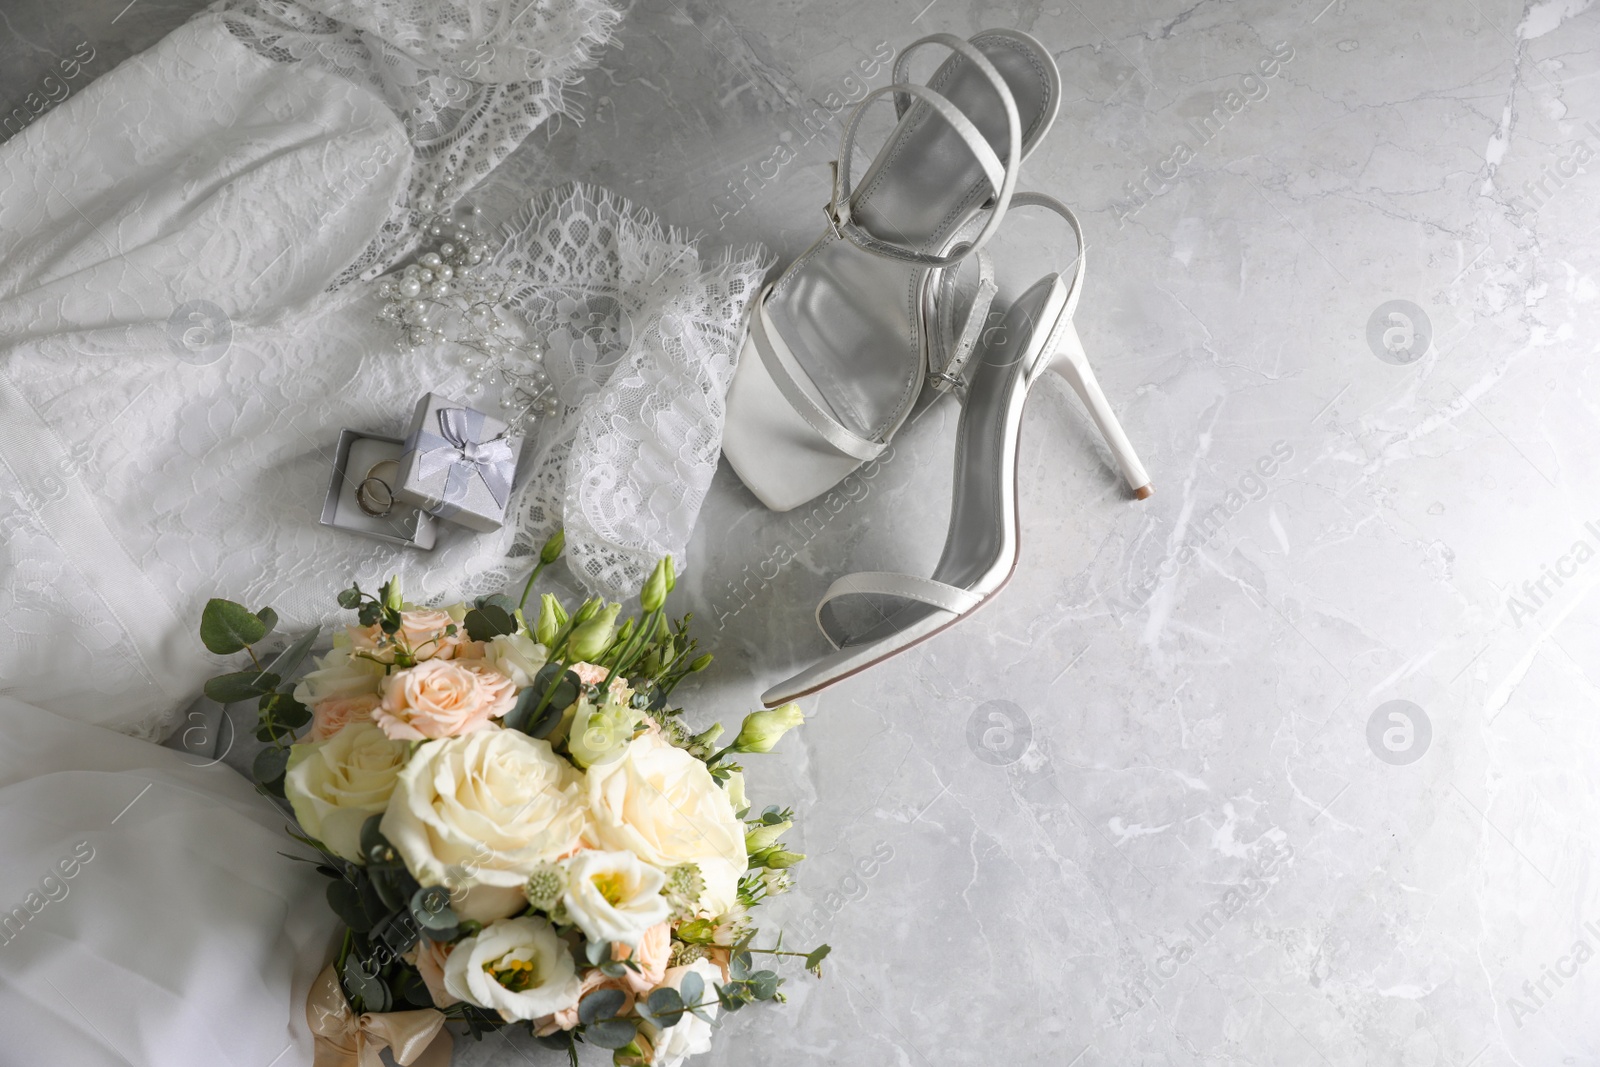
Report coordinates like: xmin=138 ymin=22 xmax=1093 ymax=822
xmin=200 ymin=598 xmax=270 ymax=654
xmin=204 ymin=670 xmax=280 ymax=704
xmin=463 ymin=602 xmax=516 ymax=641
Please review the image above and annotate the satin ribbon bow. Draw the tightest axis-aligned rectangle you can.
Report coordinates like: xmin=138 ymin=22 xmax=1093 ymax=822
xmin=407 ymin=405 xmax=515 ymax=518
xmin=307 ymin=965 xmax=453 ymax=1067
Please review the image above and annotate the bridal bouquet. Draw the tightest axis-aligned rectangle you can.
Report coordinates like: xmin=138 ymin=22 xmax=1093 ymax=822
xmin=197 ymin=531 xmax=825 ymax=1065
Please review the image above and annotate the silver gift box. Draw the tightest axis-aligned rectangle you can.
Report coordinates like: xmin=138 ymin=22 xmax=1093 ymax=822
xmin=319 ymin=429 xmax=438 ymax=550
xmin=393 ymin=392 xmax=523 ymax=533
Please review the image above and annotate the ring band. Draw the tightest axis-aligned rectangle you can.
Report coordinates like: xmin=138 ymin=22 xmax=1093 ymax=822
xmin=355 ymin=459 xmax=401 ymax=517
xmin=356 ymin=476 xmax=394 ymax=517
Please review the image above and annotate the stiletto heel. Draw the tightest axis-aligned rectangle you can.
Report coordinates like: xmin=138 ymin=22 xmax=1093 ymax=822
xmin=1045 ymin=323 xmax=1153 ymax=498
xmin=759 ymin=195 xmax=1151 ymax=707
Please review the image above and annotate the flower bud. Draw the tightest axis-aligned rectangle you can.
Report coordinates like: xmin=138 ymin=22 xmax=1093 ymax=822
xmin=381 ymin=577 xmax=404 ymax=613
xmin=535 ymin=593 xmax=568 ymax=646
xmin=689 ymin=653 xmax=713 ymax=672
xmin=730 ymin=703 xmax=804 ymax=754
xmin=745 ymin=819 xmax=791 ymax=854
xmin=752 ymin=848 xmax=805 ymax=870
xmin=640 ymin=557 xmax=672 ymax=612
xmin=567 ymin=602 xmax=621 ymax=662
xmin=539 ymin=528 xmax=566 ymax=565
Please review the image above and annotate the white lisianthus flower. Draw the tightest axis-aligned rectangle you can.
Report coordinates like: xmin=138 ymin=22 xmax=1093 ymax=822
xmin=561 ymin=850 xmax=670 ymax=946
xmin=642 ymin=959 xmax=721 ymax=1067
xmin=382 ymin=731 xmax=590 ymax=921
xmin=291 ymin=636 xmax=385 ymax=706
xmin=283 ymin=722 xmax=409 ymax=862
xmin=586 ymin=734 xmax=745 ymax=916
xmin=484 ymin=632 xmax=549 ymax=688
xmin=442 ymin=916 xmax=582 ymax=1022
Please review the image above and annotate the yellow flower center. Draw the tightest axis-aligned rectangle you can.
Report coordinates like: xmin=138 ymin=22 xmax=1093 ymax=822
xmin=592 ymin=870 xmax=628 ymax=905
xmin=487 ymin=955 xmax=539 ymax=993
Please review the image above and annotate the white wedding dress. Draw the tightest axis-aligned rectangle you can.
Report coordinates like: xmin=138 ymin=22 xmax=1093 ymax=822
xmin=0 ymin=2 xmax=764 ymax=1063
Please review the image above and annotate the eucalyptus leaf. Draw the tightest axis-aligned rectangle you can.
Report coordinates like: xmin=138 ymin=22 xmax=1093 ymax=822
xmin=729 ymin=951 xmax=751 ymax=980
xmin=804 ymin=944 xmax=832 ymax=975
xmin=501 ymin=686 xmax=542 ymax=734
xmin=327 ymin=879 xmax=373 ymax=932
xmin=410 ymin=886 xmax=458 ymax=932
xmin=252 ymin=746 xmax=290 ymax=786
xmin=341 ymin=954 xmax=391 ymax=1013
xmin=204 ymin=670 xmax=280 ymax=704
xmin=585 ymin=1018 xmax=636 ymax=1050
xmin=645 ymin=987 xmax=684 ymax=1028
xmin=747 ymin=970 xmax=780 ymax=1000
xmin=337 ymin=586 xmax=363 ymax=610
xmin=578 ymin=987 xmax=626 ymax=1025
xmin=463 ymin=604 xmax=516 ymax=642
xmin=262 ymin=625 xmax=321 ymax=684
xmin=255 ymin=606 xmax=279 ymax=638
xmin=200 ymin=598 xmax=268 ymax=655
xmin=584 ymin=937 xmax=612 ymax=967
xmin=477 ymin=593 xmax=518 ymax=616
xmin=679 ymin=970 xmax=704 ymax=1008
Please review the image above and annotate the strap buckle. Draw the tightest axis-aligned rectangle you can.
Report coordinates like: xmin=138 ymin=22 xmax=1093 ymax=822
xmin=927 ymin=370 xmax=967 ymax=396
xmin=823 ymin=160 xmax=850 ymax=240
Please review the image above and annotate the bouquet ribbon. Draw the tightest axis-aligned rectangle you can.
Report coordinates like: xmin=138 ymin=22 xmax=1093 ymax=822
xmin=407 ymin=406 xmax=515 ymax=517
xmin=307 ymin=965 xmax=453 ymax=1067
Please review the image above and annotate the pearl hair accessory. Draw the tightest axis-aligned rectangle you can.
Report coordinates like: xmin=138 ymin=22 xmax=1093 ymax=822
xmin=374 ymin=194 xmax=556 ymax=434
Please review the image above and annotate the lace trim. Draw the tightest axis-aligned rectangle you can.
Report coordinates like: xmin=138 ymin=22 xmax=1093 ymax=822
xmin=213 ymin=0 xmax=622 ymax=289
xmin=494 ymin=182 xmax=772 ymax=598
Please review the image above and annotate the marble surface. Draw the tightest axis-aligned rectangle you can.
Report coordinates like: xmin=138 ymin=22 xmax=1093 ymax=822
xmin=10 ymin=0 xmax=1600 ymax=1064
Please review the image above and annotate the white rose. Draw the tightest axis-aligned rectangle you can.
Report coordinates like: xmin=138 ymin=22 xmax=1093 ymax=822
xmin=382 ymin=731 xmax=590 ymax=921
xmin=587 ymin=734 xmax=745 ymax=916
xmin=485 ymin=632 xmax=549 ymax=688
xmin=291 ymin=639 xmax=385 ymax=706
xmin=643 ymin=959 xmax=721 ymax=1067
xmin=284 ymin=722 xmax=409 ymax=862
xmin=561 ymin=850 xmax=670 ymax=947
xmin=442 ymin=916 xmax=582 ymax=1023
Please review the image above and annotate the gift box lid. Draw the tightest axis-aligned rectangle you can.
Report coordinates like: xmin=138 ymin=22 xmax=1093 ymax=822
xmin=394 ymin=392 xmax=523 ymax=532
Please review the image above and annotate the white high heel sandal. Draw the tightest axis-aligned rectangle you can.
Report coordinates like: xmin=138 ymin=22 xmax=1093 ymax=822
xmin=722 ymin=30 xmax=1061 ymax=512
xmin=759 ymin=195 xmax=1151 ymax=707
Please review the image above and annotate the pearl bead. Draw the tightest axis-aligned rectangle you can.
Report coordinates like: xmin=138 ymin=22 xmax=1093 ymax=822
xmin=420 ymin=253 xmax=443 ymax=269
xmin=408 ymin=299 xmax=428 ymax=315
xmin=439 ymin=243 xmax=457 ymax=257
xmin=417 ymin=268 xmax=434 ymax=284
xmin=436 ymin=264 xmax=454 ymax=281
xmin=400 ymin=279 xmax=422 ymax=298
xmin=431 ymin=283 xmax=450 ymax=299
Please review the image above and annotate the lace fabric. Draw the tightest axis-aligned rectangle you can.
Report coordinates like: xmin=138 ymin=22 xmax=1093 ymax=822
xmin=214 ymin=0 xmax=621 ymax=289
xmin=496 ymin=183 xmax=771 ymax=598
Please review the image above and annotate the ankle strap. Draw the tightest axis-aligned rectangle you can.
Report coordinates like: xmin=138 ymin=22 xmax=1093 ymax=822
xmin=827 ymin=33 xmax=1022 ymax=270
xmin=927 ymin=191 xmax=1088 ymax=394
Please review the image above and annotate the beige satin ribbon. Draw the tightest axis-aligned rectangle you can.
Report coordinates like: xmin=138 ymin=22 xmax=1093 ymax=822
xmin=306 ymin=964 xmax=454 ymax=1067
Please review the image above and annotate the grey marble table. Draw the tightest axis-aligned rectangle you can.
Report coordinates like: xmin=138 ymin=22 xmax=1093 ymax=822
xmin=8 ymin=0 xmax=1600 ymax=1064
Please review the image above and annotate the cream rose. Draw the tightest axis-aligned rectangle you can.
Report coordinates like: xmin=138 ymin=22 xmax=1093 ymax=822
xmin=485 ymin=632 xmax=549 ymax=687
xmin=292 ymin=642 xmax=385 ymax=706
xmin=442 ymin=916 xmax=582 ymax=1023
xmin=614 ymin=922 xmax=672 ymax=996
xmin=382 ymin=730 xmax=590 ymax=921
xmin=561 ymin=850 xmax=670 ymax=946
xmin=586 ymin=734 xmax=746 ymax=916
xmin=284 ymin=722 xmax=409 ymax=862
xmin=348 ymin=605 xmax=466 ymax=664
xmin=373 ymin=658 xmax=515 ymax=740
xmin=308 ymin=693 xmax=380 ymax=741
xmin=642 ymin=959 xmax=721 ymax=1067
